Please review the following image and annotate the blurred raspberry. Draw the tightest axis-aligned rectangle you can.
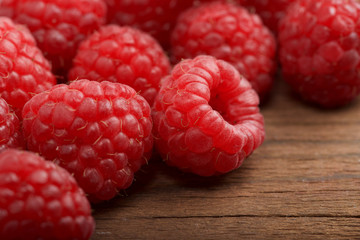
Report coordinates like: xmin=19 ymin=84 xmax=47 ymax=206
xmin=242 ymin=0 xmax=296 ymax=33
xmin=0 ymin=0 xmax=16 ymax=18
xmin=104 ymin=0 xmax=193 ymax=48
xmin=279 ymin=0 xmax=360 ymax=107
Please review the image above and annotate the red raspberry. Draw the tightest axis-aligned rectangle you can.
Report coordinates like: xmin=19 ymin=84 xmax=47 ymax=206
xmin=22 ymin=80 xmax=153 ymax=202
xmin=0 ymin=149 xmax=94 ymax=240
xmin=0 ymin=98 xmax=24 ymax=151
xmin=0 ymin=0 xmax=16 ymax=18
xmin=104 ymin=0 xmax=193 ymax=48
xmin=0 ymin=17 xmax=56 ymax=118
xmin=194 ymin=0 xmax=294 ymax=33
xmin=242 ymin=0 xmax=296 ymax=34
xmin=7 ymin=0 xmax=107 ymax=79
xmin=152 ymin=55 xmax=265 ymax=176
xmin=194 ymin=0 xmax=245 ymax=6
xmin=279 ymin=0 xmax=360 ymax=107
xmin=171 ymin=2 xmax=277 ymax=99
xmin=69 ymin=25 xmax=171 ymax=106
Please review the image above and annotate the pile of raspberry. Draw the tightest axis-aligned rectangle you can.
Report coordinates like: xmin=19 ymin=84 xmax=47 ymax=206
xmin=0 ymin=0 xmax=360 ymax=239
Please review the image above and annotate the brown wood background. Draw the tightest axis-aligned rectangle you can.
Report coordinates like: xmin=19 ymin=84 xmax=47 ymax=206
xmin=91 ymin=81 xmax=360 ymax=239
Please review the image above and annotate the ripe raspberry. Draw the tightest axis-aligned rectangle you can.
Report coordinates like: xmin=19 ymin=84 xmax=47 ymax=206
xmin=279 ymin=0 xmax=360 ymax=107
xmin=242 ymin=0 xmax=296 ymax=34
xmin=0 ymin=98 xmax=24 ymax=151
xmin=7 ymin=0 xmax=107 ymax=79
xmin=171 ymin=2 xmax=277 ymax=99
xmin=0 ymin=17 xmax=56 ymax=118
xmin=0 ymin=149 xmax=94 ymax=240
xmin=0 ymin=0 xmax=16 ymax=18
xmin=194 ymin=0 xmax=245 ymax=6
xmin=194 ymin=0 xmax=294 ymax=33
xmin=22 ymin=80 xmax=153 ymax=202
xmin=69 ymin=25 xmax=171 ymax=106
xmin=152 ymin=55 xmax=265 ymax=176
xmin=104 ymin=0 xmax=193 ymax=48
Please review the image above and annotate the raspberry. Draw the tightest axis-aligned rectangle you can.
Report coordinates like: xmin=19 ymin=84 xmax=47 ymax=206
xmin=0 ymin=98 xmax=24 ymax=151
xmin=152 ymin=55 xmax=265 ymax=176
xmin=22 ymin=80 xmax=153 ymax=202
xmin=171 ymin=2 xmax=277 ymax=99
xmin=279 ymin=0 xmax=360 ymax=107
xmin=195 ymin=0 xmax=245 ymax=6
xmin=0 ymin=0 xmax=16 ymax=18
xmin=6 ymin=0 xmax=107 ymax=79
xmin=0 ymin=149 xmax=94 ymax=240
xmin=242 ymin=0 xmax=296 ymax=34
xmin=195 ymin=0 xmax=294 ymax=33
xmin=69 ymin=25 xmax=171 ymax=106
xmin=104 ymin=0 xmax=193 ymax=48
xmin=0 ymin=17 xmax=56 ymax=118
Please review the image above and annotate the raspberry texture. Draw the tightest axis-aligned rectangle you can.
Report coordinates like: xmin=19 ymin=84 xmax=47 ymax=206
xmin=171 ymin=2 xmax=277 ymax=99
xmin=279 ymin=0 xmax=360 ymax=107
xmin=22 ymin=80 xmax=153 ymax=202
xmin=195 ymin=0 xmax=245 ymax=6
xmin=6 ymin=0 xmax=107 ymax=79
xmin=105 ymin=0 xmax=193 ymax=48
xmin=0 ymin=149 xmax=94 ymax=240
xmin=195 ymin=0 xmax=295 ymax=33
xmin=0 ymin=98 xmax=24 ymax=151
xmin=152 ymin=55 xmax=265 ymax=176
xmin=242 ymin=0 xmax=296 ymax=34
xmin=0 ymin=17 xmax=56 ymax=118
xmin=0 ymin=0 xmax=16 ymax=18
xmin=69 ymin=25 xmax=171 ymax=106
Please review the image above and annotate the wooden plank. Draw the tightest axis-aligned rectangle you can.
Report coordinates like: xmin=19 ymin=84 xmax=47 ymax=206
xmin=92 ymin=157 xmax=360 ymax=221
xmin=93 ymin=217 xmax=360 ymax=240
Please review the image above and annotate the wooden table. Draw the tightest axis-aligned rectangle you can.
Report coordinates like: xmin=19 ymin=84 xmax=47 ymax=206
xmin=91 ymin=81 xmax=360 ymax=239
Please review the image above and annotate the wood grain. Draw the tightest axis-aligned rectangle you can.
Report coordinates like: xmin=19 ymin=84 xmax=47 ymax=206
xmin=91 ymin=81 xmax=360 ymax=240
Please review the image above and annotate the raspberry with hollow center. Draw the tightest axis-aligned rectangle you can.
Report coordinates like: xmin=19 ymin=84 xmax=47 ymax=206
xmin=0 ymin=98 xmax=24 ymax=151
xmin=279 ymin=0 xmax=360 ymax=107
xmin=69 ymin=25 xmax=171 ymax=106
xmin=22 ymin=80 xmax=153 ymax=202
xmin=171 ymin=1 xmax=277 ymax=99
xmin=0 ymin=17 xmax=56 ymax=118
xmin=152 ymin=55 xmax=265 ymax=176
xmin=0 ymin=149 xmax=95 ymax=240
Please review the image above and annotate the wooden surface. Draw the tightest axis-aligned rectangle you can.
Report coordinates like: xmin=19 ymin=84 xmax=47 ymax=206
xmin=91 ymin=81 xmax=360 ymax=240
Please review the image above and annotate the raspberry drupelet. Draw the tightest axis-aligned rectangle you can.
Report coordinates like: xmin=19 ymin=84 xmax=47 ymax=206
xmin=0 ymin=149 xmax=95 ymax=240
xmin=0 ymin=17 xmax=56 ymax=118
xmin=279 ymin=0 xmax=360 ymax=107
xmin=22 ymin=80 xmax=153 ymax=202
xmin=171 ymin=1 xmax=276 ymax=99
xmin=69 ymin=25 xmax=171 ymax=106
xmin=152 ymin=55 xmax=265 ymax=176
